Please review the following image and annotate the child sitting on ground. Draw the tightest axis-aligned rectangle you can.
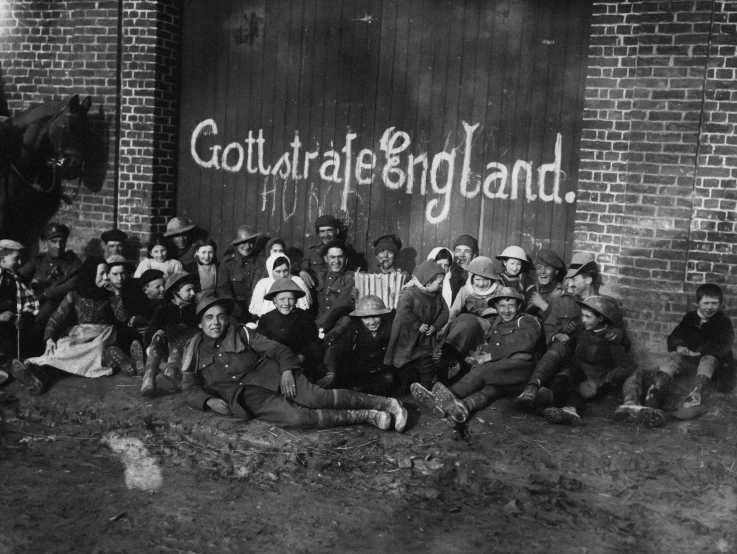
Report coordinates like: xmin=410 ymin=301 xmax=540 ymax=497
xmin=385 ymin=260 xmax=449 ymax=394
xmin=495 ymin=246 xmax=535 ymax=306
xmin=615 ymin=283 xmax=734 ymax=426
xmin=542 ymin=295 xmax=630 ymax=426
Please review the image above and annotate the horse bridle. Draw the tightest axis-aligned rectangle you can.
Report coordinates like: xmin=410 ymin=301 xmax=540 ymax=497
xmin=7 ymin=105 xmax=84 ymax=194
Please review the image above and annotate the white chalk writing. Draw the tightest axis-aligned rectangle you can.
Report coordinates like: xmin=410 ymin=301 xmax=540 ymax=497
xmin=190 ymin=119 xmax=574 ymax=224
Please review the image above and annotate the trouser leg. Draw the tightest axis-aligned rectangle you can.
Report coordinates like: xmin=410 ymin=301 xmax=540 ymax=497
xmin=292 ymin=373 xmax=387 ymax=411
xmin=550 ymin=373 xmax=571 ymax=408
xmin=697 ymin=355 xmax=718 ymax=380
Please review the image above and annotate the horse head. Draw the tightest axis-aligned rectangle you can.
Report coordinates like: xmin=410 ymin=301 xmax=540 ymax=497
xmin=40 ymin=93 xmax=92 ymax=182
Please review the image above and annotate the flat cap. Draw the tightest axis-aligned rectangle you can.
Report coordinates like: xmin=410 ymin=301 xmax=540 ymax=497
xmin=0 ymin=239 xmax=24 ymax=251
xmin=101 ymin=228 xmax=128 ymax=243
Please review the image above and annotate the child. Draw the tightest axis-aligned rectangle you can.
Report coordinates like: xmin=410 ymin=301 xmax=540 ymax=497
xmin=134 ymin=235 xmax=183 ymax=281
xmin=496 ymin=245 xmax=535 ymax=306
xmin=542 ymin=295 xmax=629 ymax=426
xmin=265 ymin=238 xmax=286 ymax=258
xmin=384 ymin=260 xmax=449 ymax=394
xmin=183 ymin=238 xmax=218 ymax=297
xmin=0 ymin=240 xmax=39 ymax=358
xmin=141 ymin=271 xmax=199 ymax=396
xmin=427 ymin=247 xmax=454 ymax=309
xmin=615 ymin=283 xmax=734 ymax=425
xmin=249 ymin=253 xmax=311 ymax=318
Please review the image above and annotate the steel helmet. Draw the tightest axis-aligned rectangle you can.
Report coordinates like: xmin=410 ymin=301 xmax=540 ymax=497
xmin=488 ymin=286 xmax=524 ymax=305
xmin=350 ymin=295 xmax=392 ymax=317
xmin=496 ymin=245 xmax=531 ymax=268
xmin=577 ymin=295 xmax=618 ymax=325
xmin=466 ymin=256 xmax=497 ymax=280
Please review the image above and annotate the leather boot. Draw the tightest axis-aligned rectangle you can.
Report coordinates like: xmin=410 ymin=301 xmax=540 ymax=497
xmin=462 ymin=390 xmax=494 ymax=415
xmin=130 ymin=340 xmax=145 ymax=376
xmin=341 ymin=391 xmax=407 ymax=433
xmin=673 ymin=374 xmax=710 ymax=420
xmin=644 ymin=371 xmax=670 ymax=408
xmin=105 ymin=346 xmax=135 ymax=376
xmin=156 ymin=363 xmax=181 ymax=392
xmin=512 ymin=384 xmax=539 ymax=413
xmin=543 ymin=406 xmax=582 ymax=426
xmin=11 ymin=359 xmax=46 ymax=395
xmin=141 ymin=351 xmax=162 ymax=397
xmin=411 ymin=382 xmax=446 ymax=419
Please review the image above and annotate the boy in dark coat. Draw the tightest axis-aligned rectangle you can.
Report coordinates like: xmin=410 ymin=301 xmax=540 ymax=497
xmin=615 ymin=283 xmax=734 ymax=425
xmin=322 ymin=295 xmax=396 ymax=395
xmin=385 ymin=260 xmax=449 ymax=393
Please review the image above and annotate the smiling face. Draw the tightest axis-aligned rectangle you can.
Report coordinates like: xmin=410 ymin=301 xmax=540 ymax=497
xmin=453 ymin=246 xmax=474 ymax=267
xmin=570 ymin=274 xmax=592 ymax=300
xmin=318 ymin=226 xmax=337 ymax=245
xmin=697 ymin=295 xmax=721 ymax=320
xmin=376 ymin=250 xmax=395 ymax=272
xmin=471 ymin=274 xmax=493 ymax=291
xmin=361 ymin=315 xmax=382 ymax=332
xmin=199 ymin=304 xmax=229 ymax=339
xmin=273 ymin=291 xmax=297 ymax=315
xmin=196 ymin=246 xmax=214 ymax=265
xmin=325 ymin=247 xmax=346 ymax=273
xmin=236 ymin=239 xmax=255 ymax=258
xmin=150 ymin=244 xmax=168 ymax=263
xmin=503 ymin=258 xmax=522 ymax=277
xmin=495 ymin=298 xmax=519 ymax=323
xmin=143 ymin=278 xmax=165 ymax=300
xmin=535 ymin=263 xmax=556 ymax=285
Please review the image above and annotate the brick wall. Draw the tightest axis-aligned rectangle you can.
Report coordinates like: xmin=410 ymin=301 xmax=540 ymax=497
xmin=0 ymin=1 xmax=181 ymax=256
xmin=578 ymin=0 xmax=737 ymax=363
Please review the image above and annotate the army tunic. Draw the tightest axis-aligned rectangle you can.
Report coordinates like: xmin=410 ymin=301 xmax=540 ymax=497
xmin=315 ymin=270 xmax=356 ymax=331
xmin=216 ymin=251 xmax=265 ymax=321
xmin=18 ymin=251 xmax=81 ymax=304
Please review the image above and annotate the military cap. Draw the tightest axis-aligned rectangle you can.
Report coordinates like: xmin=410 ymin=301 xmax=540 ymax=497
xmin=101 ymin=228 xmax=128 ymax=244
xmin=231 ymin=225 xmax=261 ymax=245
xmin=489 ymin=286 xmax=524 ymax=305
xmin=314 ymin=214 xmax=340 ymax=230
xmin=373 ymin=234 xmax=402 ymax=255
xmin=40 ymin=222 xmax=70 ymax=241
xmin=195 ymin=292 xmax=234 ymax=322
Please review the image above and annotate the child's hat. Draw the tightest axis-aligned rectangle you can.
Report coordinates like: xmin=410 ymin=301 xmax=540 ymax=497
xmin=576 ymin=295 xmax=617 ymax=324
xmin=264 ymin=278 xmax=306 ymax=301
xmin=164 ymin=271 xmax=198 ymax=298
xmin=138 ymin=269 xmax=165 ymax=286
xmin=373 ymin=234 xmax=402 ymax=254
xmin=414 ymin=260 xmax=445 ymax=286
xmin=496 ymin=246 xmax=531 ymax=268
xmin=466 ymin=256 xmax=497 ymax=280
xmin=350 ymin=295 xmax=391 ymax=317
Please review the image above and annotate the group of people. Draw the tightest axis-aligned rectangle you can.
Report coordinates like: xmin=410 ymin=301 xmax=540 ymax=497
xmin=1 ymin=213 xmax=733 ymax=432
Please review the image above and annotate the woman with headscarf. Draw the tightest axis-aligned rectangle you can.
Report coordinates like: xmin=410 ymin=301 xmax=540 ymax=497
xmin=249 ymin=253 xmax=311 ymax=319
xmin=12 ymin=257 xmax=125 ymax=394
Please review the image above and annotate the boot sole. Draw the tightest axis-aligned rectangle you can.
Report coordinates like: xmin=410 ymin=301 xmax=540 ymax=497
xmin=543 ymin=407 xmax=581 ymax=426
xmin=411 ymin=383 xmax=445 ymax=419
xmin=432 ymin=382 xmax=468 ymax=423
xmin=511 ymin=395 xmax=537 ymax=413
xmin=614 ymin=405 xmax=666 ymax=428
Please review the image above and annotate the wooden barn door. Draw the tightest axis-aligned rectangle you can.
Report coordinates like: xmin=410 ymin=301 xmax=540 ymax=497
xmin=178 ymin=0 xmax=592 ymax=267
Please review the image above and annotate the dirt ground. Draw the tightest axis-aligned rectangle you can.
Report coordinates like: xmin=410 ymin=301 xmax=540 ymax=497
xmin=1 ymin=368 xmax=736 ymax=554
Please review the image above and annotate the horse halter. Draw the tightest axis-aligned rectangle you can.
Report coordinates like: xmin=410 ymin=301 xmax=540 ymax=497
xmin=10 ymin=104 xmax=85 ymax=194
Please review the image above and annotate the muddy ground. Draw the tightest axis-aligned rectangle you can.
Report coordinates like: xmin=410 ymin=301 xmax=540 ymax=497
xmin=0 ymin=369 xmax=736 ymax=554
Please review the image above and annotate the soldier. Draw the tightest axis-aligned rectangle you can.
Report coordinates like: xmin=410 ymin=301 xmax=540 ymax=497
xmin=412 ymin=287 xmax=541 ymax=423
xmin=321 ymin=295 xmax=396 ymax=395
xmin=164 ymin=216 xmax=197 ymax=266
xmin=314 ymin=239 xmax=358 ymax=333
xmin=100 ymin=228 xmax=128 ymax=258
xmin=302 ymin=214 xmax=364 ymax=276
xmin=0 ymin=240 xmax=39 ymax=358
xmin=18 ymin=222 xmax=82 ymax=339
xmin=216 ymin=225 xmax=265 ymax=323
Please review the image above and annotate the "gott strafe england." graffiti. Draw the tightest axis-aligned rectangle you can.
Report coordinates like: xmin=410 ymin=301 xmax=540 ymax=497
xmin=190 ymin=119 xmax=575 ymax=225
